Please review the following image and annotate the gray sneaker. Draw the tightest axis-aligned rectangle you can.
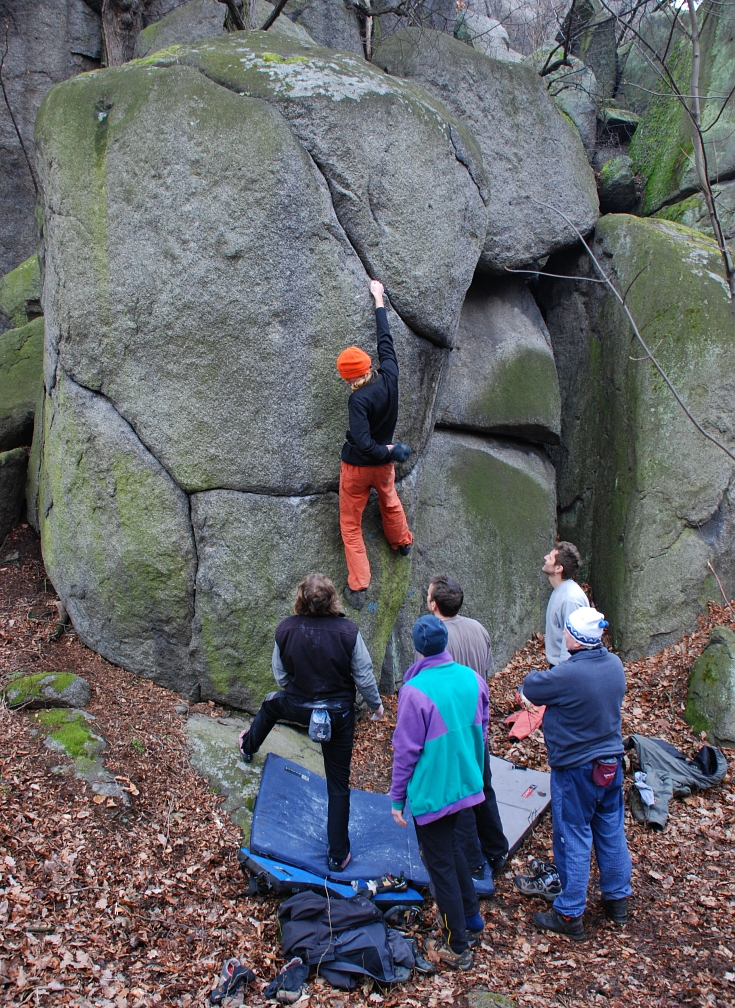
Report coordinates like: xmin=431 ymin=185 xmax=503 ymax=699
xmin=514 ymin=868 xmax=562 ymax=901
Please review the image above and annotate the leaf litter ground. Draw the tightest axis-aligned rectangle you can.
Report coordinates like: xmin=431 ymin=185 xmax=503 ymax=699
xmin=0 ymin=526 xmax=734 ymax=1008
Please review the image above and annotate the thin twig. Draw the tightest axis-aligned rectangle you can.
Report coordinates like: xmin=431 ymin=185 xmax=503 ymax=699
xmin=707 ymin=560 xmax=735 ymax=618
xmin=532 ymin=197 xmax=735 ymax=467
xmin=504 ymin=267 xmax=607 ymax=283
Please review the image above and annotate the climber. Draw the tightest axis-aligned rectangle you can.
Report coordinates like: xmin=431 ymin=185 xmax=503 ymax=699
xmin=516 ymin=607 xmax=632 ymax=940
xmin=337 ymin=279 xmax=413 ymax=611
xmin=238 ymin=573 xmax=384 ymax=874
xmin=543 ymin=541 xmax=588 ymax=666
xmin=391 ymin=615 xmax=488 ymax=972
xmin=422 ymin=574 xmax=509 ymax=879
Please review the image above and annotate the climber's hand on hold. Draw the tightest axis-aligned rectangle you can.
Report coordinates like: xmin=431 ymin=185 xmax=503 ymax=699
xmin=370 ymin=279 xmax=385 ymax=307
xmin=371 ymin=704 xmax=385 ymax=721
xmin=392 ymin=808 xmax=407 ymax=827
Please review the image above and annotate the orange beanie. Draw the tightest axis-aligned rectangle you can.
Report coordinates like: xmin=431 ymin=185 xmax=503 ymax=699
xmin=336 ymin=346 xmax=372 ymax=381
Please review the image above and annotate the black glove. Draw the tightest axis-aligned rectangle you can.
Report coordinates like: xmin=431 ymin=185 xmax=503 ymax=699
xmin=391 ymin=442 xmax=411 ymax=462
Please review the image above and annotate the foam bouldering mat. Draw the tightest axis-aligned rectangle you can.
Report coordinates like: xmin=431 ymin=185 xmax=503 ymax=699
xmin=249 ymin=754 xmax=550 ymax=893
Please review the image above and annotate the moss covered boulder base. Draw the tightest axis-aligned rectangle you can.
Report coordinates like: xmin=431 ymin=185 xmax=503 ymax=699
xmin=4 ymin=670 xmax=91 ymax=709
xmin=686 ymin=626 xmax=735 ymax=747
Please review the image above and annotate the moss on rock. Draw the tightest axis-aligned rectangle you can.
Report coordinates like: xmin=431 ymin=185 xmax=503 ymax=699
xmin=0 ymin=316 xmax=43 ymax=452
xmin=0 ymin=255 xmax=41 ymax=331
xmin=4 ymin=671 xmax=91 ymax=709
xmin=35 ymin=708 xmax=106 ymax=759
xmin=685 ymin=626 xmax=735 ymax=745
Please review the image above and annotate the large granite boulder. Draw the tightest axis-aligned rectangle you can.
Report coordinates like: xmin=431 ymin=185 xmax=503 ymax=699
xmin=686 ymin=625 xmax=735 ymax=747
xmin=0 ymin=254 xmax=41 ymax=333
xmin=390 ymin=431 xmax=556 ymax=675
xmin=284 ymin=0 xmax=364 ymax=54
xmin=436 ymin=277 xmax=560 ymax=444
xmin=630 ymin=2 xmax=735 ymax=215
xmin=0 ymin=319 xmax=43 ymax=452
xmin=454 ymin=12 xmax=523 ymax=63
xmin=573 ymin=0 xmax=617 ymax=100
xmin=0 ymin=0 xmax=101 ymax=277
xmin=538 ymin=215 xmax=735 ymax=659
xmin=152 ymin=33 xmax=487 ymax=346
xmin=38 ymin=372 xmax=198 ymax=695
xmin=654 ymin=179 xmax=735 ymax=244
xmin=373 ymin=28 xmax=599 ymax=273
xmin=617 ymin=8 xmax=687 ymax=114
xmin=525 ymin=44 xmax=599 ymax=153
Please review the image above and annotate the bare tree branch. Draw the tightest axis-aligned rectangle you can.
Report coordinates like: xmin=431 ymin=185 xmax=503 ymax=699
xmin=261 ymin=0 xmax=289 ymax=31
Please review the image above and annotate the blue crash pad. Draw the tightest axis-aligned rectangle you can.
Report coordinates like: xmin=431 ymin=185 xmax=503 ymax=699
xmin=249 ymin=753 xmax=550 ymax=895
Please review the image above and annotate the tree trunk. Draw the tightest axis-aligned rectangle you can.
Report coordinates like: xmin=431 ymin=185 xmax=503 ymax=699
xmin=101 ymin=0 xmax=144 ymax=66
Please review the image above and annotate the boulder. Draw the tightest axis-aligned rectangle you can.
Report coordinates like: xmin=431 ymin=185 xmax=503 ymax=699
xmin=153 ymin=33 xmax=487 ymax=347
xmin=538 ymin=215 xmax=735 ymax=659
xmin=685 ymin=625 xmax=735 ymax=746
xmin=454 ymin=12 xmax=523 ymax=63
xmin=185 ymin=712 xmax=325 ymax=831
xmin=616 ymin=9 xmax=687 ymax=114
xmin=0 ymin=0 xmax=101 ymax=277
xmin=0 ymin=448 xmax=28 ymax=537
xmin=283 ymin=0 xmax=364 ymax=54
xmin=36 ymin=708 xmax=106 ymax=761
xmin=0 ymin=319 xmax=43 ymax=451
xmin=391 ymin=430 xmax=556 ymax=675
xmin=4 ymin=671 xmax=91 ymax=710
xmin=525 ymin=44 xmax=600 ymax=152
xmin=38 ymin=372 xmax=198 ymax=695
xmin=630 ymin=3 xmax=735 ymax=215
xmin=597 ymin=155 xmax=638 ymax=214
xmin=0 ymin=254 xmax=42 ymax=333
xmin=134 ymin=0 xmax=314 ymax=57
xmin=654 ymin=179 xmax=735 ymax=243
xmin=573 ymin=0 xmax=617 ymax=99
xmin=190 ymin=475 xmax=418 ymax=708
xmin=373 ymin=28 xmax=599 ymax=273
xmin=436 ymin=277 xmax=560 ymax=444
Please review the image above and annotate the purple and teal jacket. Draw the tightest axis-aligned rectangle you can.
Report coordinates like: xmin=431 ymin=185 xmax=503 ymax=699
xmin=390 ymin=650 xmax=488 ymax=825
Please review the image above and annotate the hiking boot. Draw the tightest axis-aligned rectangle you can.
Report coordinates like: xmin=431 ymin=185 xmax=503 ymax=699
xmin=514 ymin=869 xmax=562 ymax=901
xmin=344 ymin=586 xmax=367 ymax=610
xmin=601 ymin=897 xmax=628 ymax=925
xmin=424 ymin=937 xmax=473 ymax=971
xmin=489 ymin=854 xmax=508 ymax=878
xmin=529 ymin=858 xmax=557 ymax=877
xmin=404 ymin=938 xmax=437 ymax=975
xmin=533 ymin=909 xmax=585 ymax=941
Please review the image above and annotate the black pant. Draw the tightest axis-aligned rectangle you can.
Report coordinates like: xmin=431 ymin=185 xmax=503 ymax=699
xmin=240 ymin=693 xmax=355 ymax=864
xmin=414 ymin=811 xmax=480 ymax=954
xmin=456 ymin=748 xmax=509 ymax=871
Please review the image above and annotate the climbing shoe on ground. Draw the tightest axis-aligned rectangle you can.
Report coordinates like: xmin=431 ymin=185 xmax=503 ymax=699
xmin=209 ymin=961 xmax=256 ymax=1003
xmin=263 ymin=957 xmax=310 ymax=1004
xmin=529 ymin=858 xmax=557 ymax=877
xmin=533 ymin=909 xmax=585 ymax=941
xmin=514 ymin=867 xmax=562 ymax=901
xmin=344 ymin=586 xmax=367 ymax=610
xmin=424 ymin=937 xmax=473 ymax=971
xmin=601 ymin=897 xmax=628 ymax=924
xmin=404 ymin=937 xmax=437 ymax=975
xmin=383 ymin=905 xmax=422 ymax=929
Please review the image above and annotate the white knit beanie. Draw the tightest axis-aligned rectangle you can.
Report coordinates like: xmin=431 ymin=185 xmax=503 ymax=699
xmin=565 ymin=606 xmax=609 ymax=648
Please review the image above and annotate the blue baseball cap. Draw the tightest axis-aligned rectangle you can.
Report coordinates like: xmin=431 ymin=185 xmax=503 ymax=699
xmin=412 ymin=614 xmax=448 ymax=657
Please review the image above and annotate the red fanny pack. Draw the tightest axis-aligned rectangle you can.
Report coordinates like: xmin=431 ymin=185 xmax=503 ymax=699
xmin=592 ymin=759 xmax=619 ymax=787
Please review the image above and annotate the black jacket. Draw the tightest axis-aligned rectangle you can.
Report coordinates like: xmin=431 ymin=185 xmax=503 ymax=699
xmin=341 ymin=307 xmax=399 ymax=467
xmin=275 ymin=614 xmax=359 ymax=705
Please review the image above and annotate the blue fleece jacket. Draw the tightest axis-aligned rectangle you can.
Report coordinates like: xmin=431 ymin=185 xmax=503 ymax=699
xmin=522 ymin=646 xmax=626 ymax=769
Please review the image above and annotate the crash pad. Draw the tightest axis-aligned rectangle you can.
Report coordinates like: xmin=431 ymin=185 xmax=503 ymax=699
xmin=249 ymin=754 xmax=550 ymax=892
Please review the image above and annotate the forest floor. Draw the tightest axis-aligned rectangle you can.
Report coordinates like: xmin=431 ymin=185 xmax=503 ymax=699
xmin=0 ymin=524 xmax=733 ymax=1008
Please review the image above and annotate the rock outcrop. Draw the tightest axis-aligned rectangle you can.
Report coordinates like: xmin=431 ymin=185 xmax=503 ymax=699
xmin=0 ymin=448 xmax=28 ymax=538
xmin=4 ymin=671 xmax=91 ymax=710
xmin=686 ymin=625 xmax=735 ymax=747
xmin=373 ymin=28 xmax=599 ymax=273
xmin=525 ymin=44 xmax=600 ymax=153
xmin=538 ymin=215 xmax=735 ymax=659
xmin=0 ymin=255 xmax=43 ymax=452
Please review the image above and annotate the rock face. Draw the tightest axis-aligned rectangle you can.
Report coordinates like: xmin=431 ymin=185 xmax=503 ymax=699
xmin=525 ymin=45 xmax=600 ymax=153
xmin=686 ymin=626 xmax=735 ymax=747
xmin=0 ymin=254 xmax=44 ymax=454
xmin=373 ymin=28 xmax=599 ymax=273
xmin=597 ymin=156 xmax=638 ymax=214
xmin=4 ymin=671 xmax=91 ymax=710
xmin=391 ymin=431 xmax=556 ymax=674
xmin=654 ymin=180 xmax=735 ymax=244
xmin=630 ymin=2 xmax=735 ymax=215
xmin=284 ymin=0 xmax=364 ymax=54
xmin=38 ymin=373 xmax=198 ymax=694
xmin=454 ymin=12 xmax=523 ymax=63
xmin=538 ymin=215 xmax=735 ymax=659
xmin=617 ymin=9 xmax=687 ymax=114
xmin=0 ymin=448 xmax=28 ymax=537
xmin=0 ymin=0 xmax=101 ymax=276
xmin=0 ymin=254 xmax=42 ymax=334
xmin=436 ymin=277 xmax=560 ymax=444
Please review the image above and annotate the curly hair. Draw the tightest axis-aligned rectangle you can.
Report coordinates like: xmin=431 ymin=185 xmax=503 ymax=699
xmin=294 ymin=573 xmax=344 ymax=617
xmin=555 ymin=541 xmax=582 ymax=580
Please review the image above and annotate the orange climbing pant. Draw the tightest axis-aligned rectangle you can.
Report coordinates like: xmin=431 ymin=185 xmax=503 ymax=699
xmin=339 ymin=461 xmax=413 ymax=591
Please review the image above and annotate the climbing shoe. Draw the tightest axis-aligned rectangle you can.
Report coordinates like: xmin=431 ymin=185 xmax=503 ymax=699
xmin=398 ymin=543 xmax=413 ymax=557
xmin=601 ymin=897 xmax=628 ymax=925
xmin=424 ymin=937 xmax=473 ymax=971
xmin=529 ymin=858 xmax=557 ymax=877
xmin=514 ymin=867 xmax=562 ymax=901
xmin=344 ymin=586 xmax=367 ymax=610
xmin=238 ymin=730 xmax=254 ymax=763
xmin=209 ymin=961 xmax=256 ymax=1003
xmin=533 ymin=909 xmax=585 ymax=941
